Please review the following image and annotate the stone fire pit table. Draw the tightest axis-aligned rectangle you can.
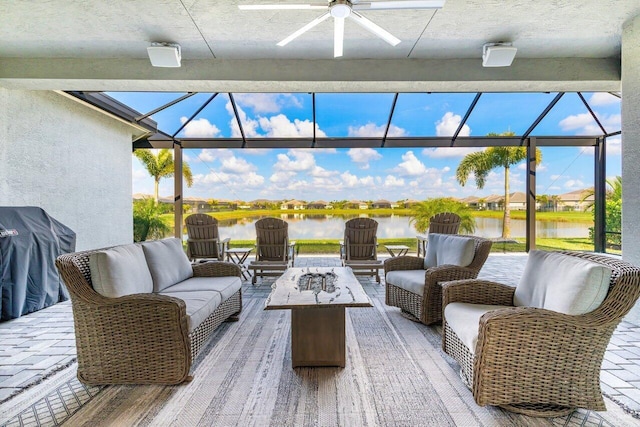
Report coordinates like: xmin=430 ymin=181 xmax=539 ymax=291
xmin=265 ymin=267 xmax=373 ymax=368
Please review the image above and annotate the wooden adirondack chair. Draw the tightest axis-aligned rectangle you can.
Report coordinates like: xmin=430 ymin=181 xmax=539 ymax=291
xmin=185 ymin=214 xmax=230 ymax=262
xmin=248 ymin=217 xmax=296 ymax=284
xmin=341 ymin=218 xmax=382 ymax=283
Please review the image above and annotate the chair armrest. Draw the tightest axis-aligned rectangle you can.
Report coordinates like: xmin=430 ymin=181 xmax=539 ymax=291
xmin=193 ymin=261 xmax=242 ymax=278
xmin=221 ymin=237 xmax=231 ymax=245
xmin=384 ymin=256 xmax=424 ymax=272
xmin=442 ymin=279 xmax=515 ymax=307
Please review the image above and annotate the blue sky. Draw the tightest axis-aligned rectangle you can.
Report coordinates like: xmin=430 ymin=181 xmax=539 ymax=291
xmin=109 ymin=91 xmax=621 ymax=202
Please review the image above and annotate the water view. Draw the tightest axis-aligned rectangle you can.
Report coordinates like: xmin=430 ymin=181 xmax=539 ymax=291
xmin=212 ymin=214 xmax=591 ymax=240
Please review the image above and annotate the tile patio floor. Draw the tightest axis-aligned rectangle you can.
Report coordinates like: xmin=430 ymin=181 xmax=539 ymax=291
xmin=2 ymin=253 xmax=640 ymax=418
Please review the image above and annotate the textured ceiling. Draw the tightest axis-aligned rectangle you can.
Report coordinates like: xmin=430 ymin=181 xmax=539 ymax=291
xmin=0 ymin=0 xmax=638 ymax=91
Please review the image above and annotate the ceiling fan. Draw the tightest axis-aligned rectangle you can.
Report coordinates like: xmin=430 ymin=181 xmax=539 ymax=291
xmin=238 ymin=0 xmax=445 ymax=57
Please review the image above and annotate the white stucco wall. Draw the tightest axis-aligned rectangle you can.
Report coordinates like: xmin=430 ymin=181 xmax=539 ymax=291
xmin=622 ymin=14 xmax=640 ymax=267
xmin=0 ymin=89 xmax=134 ymax=250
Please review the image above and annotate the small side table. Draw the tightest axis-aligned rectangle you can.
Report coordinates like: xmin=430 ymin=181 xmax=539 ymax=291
xmin=384 ymin=245 xmax=410 ymax=258
xmin=226 ymin=247 xmax=253 ymax=280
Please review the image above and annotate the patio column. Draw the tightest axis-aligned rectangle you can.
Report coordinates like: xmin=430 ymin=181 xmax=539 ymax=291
xmin=622 ymin=13 xmax=640 ymax=265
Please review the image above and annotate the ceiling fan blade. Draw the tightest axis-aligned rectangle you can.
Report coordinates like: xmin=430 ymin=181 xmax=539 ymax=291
xmin=238 ymin=4 xmax=327 ymax=10
xmin=277 ymin=12 xmax=331 ymax=46
xmin=334 ymin=17 xmax=345 ymax=57
xmin=352 ymin=0 xmax=445 ymax=10
xmin=348 ymin=11 xmax=401 ymax=46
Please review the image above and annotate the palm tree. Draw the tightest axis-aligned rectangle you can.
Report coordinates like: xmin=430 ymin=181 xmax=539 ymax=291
xmin=580 ymin=176 xmax=622 ymax=211
xmin=134 ymin=149 xmax=194 ymax=203
xmin=456 ymin=132 xmax=542 ymax=238
xmin=410 ymin=197 xmax=476 ymax=234
xmin=133 ymin=198 xmax=171 ymax=242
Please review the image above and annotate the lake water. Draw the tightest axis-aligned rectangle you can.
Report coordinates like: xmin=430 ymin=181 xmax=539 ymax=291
xmin=212 ymin=214 xmax=591 ymax=240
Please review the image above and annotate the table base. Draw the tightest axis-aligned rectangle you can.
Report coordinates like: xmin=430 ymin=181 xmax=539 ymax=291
xmin=291 ymin=306 xmax=345 ymax=368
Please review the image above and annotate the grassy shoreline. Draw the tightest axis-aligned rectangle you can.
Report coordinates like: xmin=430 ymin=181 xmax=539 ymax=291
xmin=163 ymin=208 xmax=593 ymax=225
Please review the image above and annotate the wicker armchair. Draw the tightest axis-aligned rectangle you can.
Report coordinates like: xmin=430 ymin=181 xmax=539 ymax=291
xmin=442 ymin=251 xmax=640 ymax=417
xmin=56 ymin=247 xmax=242 ymax=385
xmin=384 ymin=234 xmax=492 ymax=324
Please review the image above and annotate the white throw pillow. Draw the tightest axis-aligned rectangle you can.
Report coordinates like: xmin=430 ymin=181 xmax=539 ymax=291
xmin=141 ymin=238 xmax=194 ymax=292
xmin=89 ymin=244 xmax=153 ymax=298
xmin=424 ymin=233 xmax=476 ymax=269
xmin=514 ymin=250 xmax=612 ymax=315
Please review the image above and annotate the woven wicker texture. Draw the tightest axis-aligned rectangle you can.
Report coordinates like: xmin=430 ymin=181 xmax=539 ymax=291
xmin=56 ymin=247 xmax=242 ymax=385
xmin=442 ymin=251 xmax=640 ymax=417
xmin=185 ymin=214 xmax=228 ymax=261
xmin=384 ymin=235 xmax=492 ymax=324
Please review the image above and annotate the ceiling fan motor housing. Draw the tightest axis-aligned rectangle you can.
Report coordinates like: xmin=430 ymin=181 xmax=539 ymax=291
xmin=330 ymin=1 xmax=352 ymax=18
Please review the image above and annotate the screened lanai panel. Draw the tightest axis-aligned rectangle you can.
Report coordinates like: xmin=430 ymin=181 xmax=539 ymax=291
xmin=389 ymin=93 xmax=477 ymax=137
xmin=465 ymin=92 xmax=559 ymax=136
xmin=315 ymin=93 xmax=396 ymax=137
xmin=581 ymin=92 xmax=621 ymax=135
xmin=232 ymin=93 xmax=313 ymax=139
xmin=530 ymin=93 xmax=604 ymax=137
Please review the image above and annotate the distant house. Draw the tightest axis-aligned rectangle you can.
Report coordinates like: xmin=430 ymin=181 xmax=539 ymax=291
xmin=307 ymin=200 xmax=328 ymax=209
xmin=483 ymin=192 xmax=527 ymax=211
xmin=280 ymin=200 xmax=306 ymax=210
xmin=403 ymin=199 xmax=420 ymax=208
xmin=359 ymin=201 xmax=369 ymax=210
xmin=460 ymin=196 xmax=481 ymax=210
xmin=372 ymin=199 xmax=392 ymax=209
xmin=345 ymin=200 xmax=362 ymax=209
xmin=558 ymin=188 xmax=594 ymax=211
xmin=250 ymin=199 xmax=272 ymax=209
xmin=484 ymin=194 xmax=503 ymax=211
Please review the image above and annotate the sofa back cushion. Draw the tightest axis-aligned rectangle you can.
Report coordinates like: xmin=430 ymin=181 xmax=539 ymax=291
xmin=89 ymin=244 xmax=153 ymax=298
xmin=424 ymin=233 xmax=476 ymax=269
xmin=141 ymin=238 xmax=193 ymax=292
xmin=514 ymin=250 xmax=612 ymax=315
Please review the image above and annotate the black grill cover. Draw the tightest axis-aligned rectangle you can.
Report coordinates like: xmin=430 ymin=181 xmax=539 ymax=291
xmin=0 ymin=207 xmax=76 ymax=320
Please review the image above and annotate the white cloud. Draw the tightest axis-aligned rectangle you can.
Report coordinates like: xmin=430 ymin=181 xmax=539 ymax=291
xmin=179 ymin=117 xmax=221 ymax=137
xmin=435 ymin=112 xmax=470 ymax=137
xmin=392 ymin=151 xmax=427 ymax=176
xmin=347 ymin=148 xmax=382 ymax=169
xmin=384 ymin=175 xmax=405 ymax=187
xmin=220 ymin=155 xmax=257 ymax=174
xmin=258 ymin=114 xmax=326 ymax=137
xmin=194 ymin=170 xmax=265 ymax=188
xmin=347 ymin=122 xmax=406 ymax=137
xmin=564 ymin=179 xmax=585 ymax=189
xmin=517 ymin=162 xmax=547 ymax=172
xmin=588 ymin=93 xmax=620 ymax=107
xmin=274 ymin=150 xmax=316 ymax=172
xmin=234 ymin=93 xmax=302 ymax=114
xmin=422 ymin=147 xmax=484 ymax=158
xmin=559 ymin=112 xmax=620 ymax=135
xmin=226 ymin=102 xmax=260 ymax=138
xmin=442 ymin=166 xmax=451 ymax=173
xmin=270 ymin=171 xmax=296 ymax=183
xmin=607 ymin=136 xmax=621 ymax=155
xmin=340 ymin=171 xmax=375 ymax=188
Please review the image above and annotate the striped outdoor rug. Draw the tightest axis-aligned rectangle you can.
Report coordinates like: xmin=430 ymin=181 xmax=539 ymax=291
xmin=23 ymin=298 xmax=640 ymax=426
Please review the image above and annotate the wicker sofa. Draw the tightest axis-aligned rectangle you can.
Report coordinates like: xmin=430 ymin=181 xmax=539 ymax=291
xmin=56 ymin=238 xmax=242 ymax=385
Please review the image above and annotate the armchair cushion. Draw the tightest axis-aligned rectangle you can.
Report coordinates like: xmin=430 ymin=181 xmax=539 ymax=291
xmin=424 ymin=233 xmax=476 ymax=269
xmin=89 ymin=244 xmax=153 ymax=298
xmin=385 ymin=270 xmax=426 ymax=296
xmin=514 ymin=250 xmax=612 ymax=315
xmin=444 ymin=302 xmax=508 ymax=354
xmin=167 ymin=276 xmax=242 ymax=301
xmin=142 ymin=238 xmax=194 ymax=292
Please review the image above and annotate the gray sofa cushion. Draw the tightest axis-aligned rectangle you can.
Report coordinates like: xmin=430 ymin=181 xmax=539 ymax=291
xmin=141 ymin=238 xmax=193 ymax=292
xmin=160 ymin=290 xmax=222 ymax=333
xmin=89 ymin=244 xmax=153 ymax=298
xmin=444 ymin=302 xmax=508 ymax=354
xmin=385 ymin=270 xmax=426 ymax=296
xmin=424 ymin=234 xmax=475 ymax=269
xmin=168 ymin=276 xmax=242 ymax=301
xmin=514 ymin=250 xmax=612 ymax=315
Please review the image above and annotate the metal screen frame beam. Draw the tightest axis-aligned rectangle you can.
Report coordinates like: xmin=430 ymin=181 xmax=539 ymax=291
xmin=452 ymin=92 xmax=481 ymax=145
xmin=594 ymin=137 xmax=606 ymax=252
xmin=526 ymin=137 xmax=537 ymax=252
